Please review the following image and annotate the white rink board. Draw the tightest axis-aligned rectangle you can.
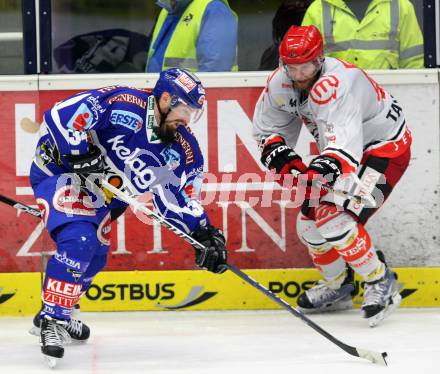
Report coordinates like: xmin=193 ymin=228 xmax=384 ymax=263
xmin=293 ymin=77 xmax=440 ymax=267
xmin=0 ymin=70 xmax=439 ymax=266
xmin=0 ymin=309 xmax=439 ymax=373
xmin=368 ymin=82 xmax=440 ymax=266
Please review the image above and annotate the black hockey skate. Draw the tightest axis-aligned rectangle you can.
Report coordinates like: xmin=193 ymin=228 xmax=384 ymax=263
xmin=40 ymin=316 xmax=71 ymax=368
xmin=30 ymin=305 xmax=90 ymax=342
xmin=297 ymin=266 xmax=355 ymax=313
xmin=361 ymin=267 xmax=401 ymax=327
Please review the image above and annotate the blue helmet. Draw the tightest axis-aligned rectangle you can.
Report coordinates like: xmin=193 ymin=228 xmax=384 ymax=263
xmin=153 ymin=68 xmax=206 ymax=110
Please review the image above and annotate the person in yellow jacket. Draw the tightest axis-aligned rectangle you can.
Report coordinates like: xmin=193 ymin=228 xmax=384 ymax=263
xmin=146 ymin=0 xmax=238 ymax=72
xmin=302 ymin=0 xmax=424 ymax=69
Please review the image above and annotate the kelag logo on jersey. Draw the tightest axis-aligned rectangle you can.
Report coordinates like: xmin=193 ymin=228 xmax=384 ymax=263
xmin=66 ymin=103 xmax=94 ymax=131
xmin=110 ymin=110 xmax=143 ymax=133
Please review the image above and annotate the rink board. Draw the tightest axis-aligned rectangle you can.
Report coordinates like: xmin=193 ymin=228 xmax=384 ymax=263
xmin=0 ymin=267 xmax=439 ymax=316
xmin=1 ymin=70 xmax=439 ymax=275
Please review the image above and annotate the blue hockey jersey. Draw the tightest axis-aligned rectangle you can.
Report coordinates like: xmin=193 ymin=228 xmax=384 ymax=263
xmin=30 ymin=86 xmax=208 ymax=233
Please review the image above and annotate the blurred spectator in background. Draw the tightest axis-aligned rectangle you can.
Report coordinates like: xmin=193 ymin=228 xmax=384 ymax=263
xmin=54 ymin=29 xmax=148 ymax=73
xmin=146 ymin=0 xmax=238 ymax=72
xmin=302 ymin=0 xmax=424 ymax=69
xmin=259 ymin=0 xmax=312 ymax=70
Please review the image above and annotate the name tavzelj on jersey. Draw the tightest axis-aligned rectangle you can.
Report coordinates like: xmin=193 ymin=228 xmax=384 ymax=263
xmin=110 ymin=110 xmax=143 ymax=133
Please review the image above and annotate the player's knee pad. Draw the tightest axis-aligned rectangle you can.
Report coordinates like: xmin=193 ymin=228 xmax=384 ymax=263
xmin=81 ymin=253 xmax=108 ymax=292
xmin=82 ymin=254 xmax=107 ymax=280
xmin=297 ymin=212 xmax=345 ymax=280
xmin=314 ymin=205 xmax=357 ymax=247
xmin=51 ymin=221 xmax=100 ymax=277
xmin=296 ymin=212 xmax=332 ymax=253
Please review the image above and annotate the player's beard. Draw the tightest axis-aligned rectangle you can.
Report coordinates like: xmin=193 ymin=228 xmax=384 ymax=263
xmin=293 ymin=77 xmax=316 ymax=91
xmin=155 ymin=120 xmax=179 ymax=143
xmin=293 ymin=68 xmax=322 ymax=92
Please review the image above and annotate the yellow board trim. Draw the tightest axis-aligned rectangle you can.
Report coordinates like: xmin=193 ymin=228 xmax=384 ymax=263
xmin=1 ymin=268 xmax=439 ymax=316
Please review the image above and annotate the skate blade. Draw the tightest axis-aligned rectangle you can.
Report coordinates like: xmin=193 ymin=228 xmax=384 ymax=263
xmin=29 ymin=326 xmax=40 ymax=337
xmin=66 ymin=338 xmax=88 ymax=345
xmin=298 ymin=299 xmax=353 ymax=314
xmin=30 ymin=326 xmax=86 ymax=344
xmin=367 ymin=292 xmax=402 ymax=328
xmin=44 ymin=355 xmax=58 ymax=369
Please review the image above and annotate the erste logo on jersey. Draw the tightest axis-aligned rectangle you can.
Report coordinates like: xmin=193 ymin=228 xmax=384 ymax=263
xmin=310 ymin=75 xmax=340 ymax=105
xmin=110 ymin=110 xmax=143 ymax=133
xmin=67 ymin=103 xmax=94 ymax=131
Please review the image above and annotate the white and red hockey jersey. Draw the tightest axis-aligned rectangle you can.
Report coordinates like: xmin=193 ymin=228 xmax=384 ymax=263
xmin=253 ymin=57 xmax=411 ymax=173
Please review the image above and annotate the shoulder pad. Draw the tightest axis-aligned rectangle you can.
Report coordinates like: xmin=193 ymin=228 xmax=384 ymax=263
xmin=265 ymin=68 xmax=294 ymax=94
xmin=107 ymin=89 xmax=150 ymax=110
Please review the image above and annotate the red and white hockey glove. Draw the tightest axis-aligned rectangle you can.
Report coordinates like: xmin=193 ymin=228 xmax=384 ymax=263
xmin=260 ymin=135 xmax=307 ymax=187
xmin=299 ymin=156 xmax=342 ymax=200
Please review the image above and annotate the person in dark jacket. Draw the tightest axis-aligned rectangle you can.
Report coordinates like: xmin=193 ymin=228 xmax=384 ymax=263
xmin=259 ymin=0 xmax=312 ymax=70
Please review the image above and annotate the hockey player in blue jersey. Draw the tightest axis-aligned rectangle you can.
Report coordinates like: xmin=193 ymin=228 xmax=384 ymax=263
xmin=29 ymin=68 xmax=227 ymax=366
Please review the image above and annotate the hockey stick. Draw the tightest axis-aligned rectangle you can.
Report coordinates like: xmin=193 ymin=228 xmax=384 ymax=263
xmin=226 ymin=264 xmax=387 ymax=365
xmin=0 ymin=194 xmax=43 ymax=218
xmin=321 ymin=184 xmax=376 ymax=207
xmin=328 ymin=172 xmax=377 ymax=208
xmin=0 ymin=194 xmax=48 ymax=306
xmin=96 ymin=178 xmax=387 ymax=366
xmin=1 ymin=184 xmax=386 ymax=365
xmin=292 ymin=171 xmax=377 ymax=208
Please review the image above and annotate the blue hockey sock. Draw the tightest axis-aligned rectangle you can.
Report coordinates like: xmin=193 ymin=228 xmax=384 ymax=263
xmin=41 ymin=222 xmax=100 ymax=320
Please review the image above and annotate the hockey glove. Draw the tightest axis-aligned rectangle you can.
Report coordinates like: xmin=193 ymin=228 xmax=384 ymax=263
xmin=260 ymin=135 xmax=306 ymax=186
xmin=65 ymin=144 xmax=104 ymax=174
xmin=191 ymin=225 xmax=228 ymax=274
xmin=300 ymin=156 xmax=342 ymax=200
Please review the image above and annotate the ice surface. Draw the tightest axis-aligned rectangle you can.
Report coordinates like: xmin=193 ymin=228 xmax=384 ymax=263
xmin=0 ymin=309 xmax=439 ymax=373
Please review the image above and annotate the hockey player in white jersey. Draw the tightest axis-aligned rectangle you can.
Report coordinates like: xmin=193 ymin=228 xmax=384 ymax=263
xmin=253 ymin=25 xmax=412 ymax=327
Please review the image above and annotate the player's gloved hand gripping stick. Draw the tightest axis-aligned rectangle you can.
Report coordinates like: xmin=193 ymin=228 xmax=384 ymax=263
xmin=292 ymin=170 xmax=377 ymax=208
xmin=259 ymin=136 xmax=376 ymax=207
